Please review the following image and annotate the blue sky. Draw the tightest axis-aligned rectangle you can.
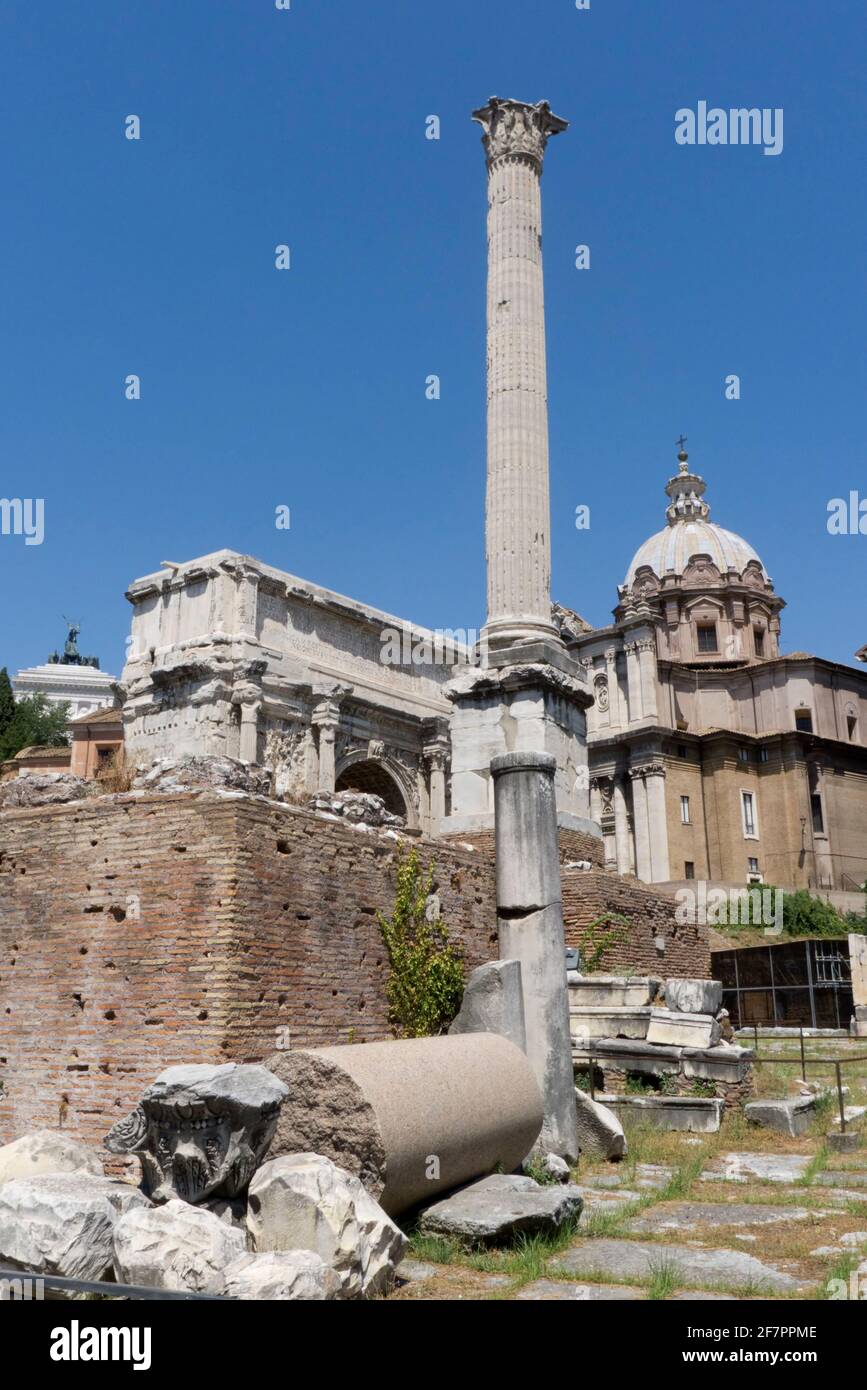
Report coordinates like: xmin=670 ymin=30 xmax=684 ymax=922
xmin=1 ymin=0 xmax=864 ymax=677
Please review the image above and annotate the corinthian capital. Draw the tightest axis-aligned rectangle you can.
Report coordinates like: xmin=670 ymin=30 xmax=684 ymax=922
xmin=472 ymin=96 xmax=568 ymax=171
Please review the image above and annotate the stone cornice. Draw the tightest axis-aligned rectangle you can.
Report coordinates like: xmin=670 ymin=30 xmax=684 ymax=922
xmin=445 ymin=660 xmax=593 ymax=709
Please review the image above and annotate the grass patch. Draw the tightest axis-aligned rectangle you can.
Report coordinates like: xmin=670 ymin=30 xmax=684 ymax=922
xmin=819 ymin=1251 xmax=860 ymax=1300
xmin=799 ymin=1142 xmax=829 ymax=1187
xmin=646 ymin=1257 xmax=680 ymax=1300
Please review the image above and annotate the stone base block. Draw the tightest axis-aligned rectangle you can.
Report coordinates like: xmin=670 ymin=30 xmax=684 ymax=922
xmin=827 ymin=1131 xmax=861 ymax=1154
xmin=664 ymin=978 xmax=723 ymax=1016
xmin=569 ymin=1006 xmax=651 ymax=1042
xmin=646 ymin=1009 xmax=720 ymax=1049
xmin=568 ymin=977 xmax=660 ymax=1009
xmin=745 ymin=1097 xmax=816 ymax=1138
xmin=598 ymin=1094 xmax=724 ymax=1134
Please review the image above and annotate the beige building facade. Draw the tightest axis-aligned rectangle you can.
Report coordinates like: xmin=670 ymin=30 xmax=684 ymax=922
xmin=579 ymin=452 xmax=867 ymax=893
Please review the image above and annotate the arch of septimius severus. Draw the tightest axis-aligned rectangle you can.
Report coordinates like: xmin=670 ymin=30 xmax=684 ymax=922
xmin=119 ymin=98 xmax=867 ymax=900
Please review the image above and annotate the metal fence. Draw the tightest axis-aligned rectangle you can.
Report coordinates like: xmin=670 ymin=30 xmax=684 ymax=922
xmin=749 ymin=1023 xmax=867 ymax=1135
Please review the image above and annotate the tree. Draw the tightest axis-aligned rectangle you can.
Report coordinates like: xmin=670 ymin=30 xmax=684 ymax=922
xmin=0 ymin=694 xmax=71 ymax=763
xmin=0 ymin=668 xmax=15 ymax=737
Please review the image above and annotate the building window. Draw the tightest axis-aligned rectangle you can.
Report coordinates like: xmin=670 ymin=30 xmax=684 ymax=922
xmin=96 ymin=746 xmax=114 ymax=766
xmin=677 ymin=744 xmax=688 ymax=759
xmin=680 ymin=795 xmax=691 ymax=824
xmin=753 ymin=627 xmax=765 ymax=656
xmin=795 ymin=709 xmax=813 ymax=733
xmin=697 ymin=623 xmax=718 ymax=653
xmin=741 ymin=790 xmax=758 ymax=838
xmin=684 ymin=862 xmax=695 ymax=880
xmin=738 ymin=746 xmax=749 ymax=763
xmin=847 ymin=713 xmax=858 ymax=742
xmin=810 ymin=793 xmax=825 ymax=835
xmin=748 ymin=857 xmax=759 ymax=874
xmin=759 ymin=746 xmax=769 ymax=762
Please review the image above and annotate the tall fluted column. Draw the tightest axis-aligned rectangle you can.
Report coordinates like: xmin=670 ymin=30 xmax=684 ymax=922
xmin=472 ymin=97 xmax=568 ymax=651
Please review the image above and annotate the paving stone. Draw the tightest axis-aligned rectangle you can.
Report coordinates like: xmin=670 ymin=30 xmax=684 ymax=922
xmin=816 ymin=1188 xmax=867 ymax=1208
xmin=550 ymin=1238 xmax=802 ymax=1293
xmin=395 ymin=1259 xmax=440 ymax=1283
xmin=634 ymin=1164 xmax=675 ymax=1190
xmin=568 ymin=1185 xmax=642 ymax=1212
xmin=815 ymin=1171 xmax=867 ymax=1188
xmin=516 ymin=1279 xmax=645 ymax=1301
xmin=671 ymin=1290 xmax=739 ymax=1301
xmin=579 ymin=1163 xmax=672 ymax=1192
xmin=701 ymin=1153 xmax=810 ymax=1184
xmin=623 ymin=1201 xmax=821 ymax=1235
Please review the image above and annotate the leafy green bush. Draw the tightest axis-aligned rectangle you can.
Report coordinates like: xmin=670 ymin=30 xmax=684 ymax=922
xmin=719 ymin=884 xmax=866 ymax=939
xmin=378 ymin=847 xmax=465 ymax=1038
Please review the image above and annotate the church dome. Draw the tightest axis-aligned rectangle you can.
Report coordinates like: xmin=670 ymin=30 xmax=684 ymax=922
xmin=623 ymin=447 xmax=768 ymax=588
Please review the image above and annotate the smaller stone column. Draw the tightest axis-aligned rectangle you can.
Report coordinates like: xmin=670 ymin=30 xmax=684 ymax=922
xmin=629 ymin=767 xmax=652 ymax=881
xmin=232 ymin=671 xmax=266 ymax=765
xmin=238 ymin=702 xmax=261 ymax=764
xmin=613 ymin=776 xmax=631 ymax=874
xmin=312 ymin=689 xmax=348 ymax=793
xmin=491 ymin=751 xmax=579 ymax=1162
xmin=303 ymin=727 xmax=319 ymax=792
xmin=424 ymin=740 xmax=449 ymax=828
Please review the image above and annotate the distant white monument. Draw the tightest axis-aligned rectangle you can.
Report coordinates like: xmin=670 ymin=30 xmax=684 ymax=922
xmin=12 ymin=620 xmax=116 ymax=718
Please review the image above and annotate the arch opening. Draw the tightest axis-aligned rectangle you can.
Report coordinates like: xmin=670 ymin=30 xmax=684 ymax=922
xmin=335 ymin=759 xmax=408 ymax=819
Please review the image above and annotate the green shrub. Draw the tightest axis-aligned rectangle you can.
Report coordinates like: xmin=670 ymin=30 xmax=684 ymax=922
xmin=378 ymin=847 xmax=465 ymax=1038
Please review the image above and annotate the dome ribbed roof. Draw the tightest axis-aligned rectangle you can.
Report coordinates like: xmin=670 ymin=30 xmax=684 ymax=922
xmin=624 ymin=448 xmax=768 ymax=587
xmin=625 ymin=519 xmax=765 ymax=586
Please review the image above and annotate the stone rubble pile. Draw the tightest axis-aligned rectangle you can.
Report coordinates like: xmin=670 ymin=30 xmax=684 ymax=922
xmin=0 ymin=1042 xmax=575 ymax=1299
xmin=306 ymin=789 xmax=405 ymax=829
xmin=133 ymin=755 xmax=274 ymax=798
xmin=0 ymin=771 xmax=91 ymax=808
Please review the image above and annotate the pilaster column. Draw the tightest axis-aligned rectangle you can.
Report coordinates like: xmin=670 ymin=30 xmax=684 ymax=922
xmin=629 ymin=767 xmax=652 ymax=881
xmin=303 ymin=727 xmax=319 ymax=792
xmin=589 ymin=776 xmax=603 ymax=826
xmin=625 ymin=641 xmax=643 ymax=724
xmin=424 ymin=739 xmax=450 ymax=827
xmin=643 ymin=761 xmax=670 ymax=882
xmin=232 ymin=669 xmax=266 ymax=765
xmin=311 ymin=685 xmax=350 ymax=794
xmin=613 ymin=776 xmax=631 ymax=873
xmin=472 ymin=97 xmax=568 ymax=650
xmin=605 ymin=647 xmax=621 ymax=729
xmin=637 ymin=637 xmax=659 ymax=723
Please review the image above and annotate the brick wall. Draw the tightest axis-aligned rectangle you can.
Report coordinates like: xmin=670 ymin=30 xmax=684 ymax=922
xmin=0 ymin=794 xmax=495 ymax=1149
xmin=561 ymin=868 xmax=711 ymax=978
xmin=0 ymin=792 xmax=704 ymax=1152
